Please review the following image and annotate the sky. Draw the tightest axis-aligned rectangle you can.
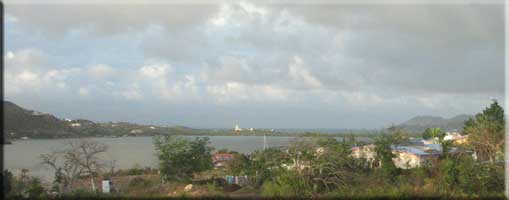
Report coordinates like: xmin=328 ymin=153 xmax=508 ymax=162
xmin=3 ymin=1 xmax=505 ymax=129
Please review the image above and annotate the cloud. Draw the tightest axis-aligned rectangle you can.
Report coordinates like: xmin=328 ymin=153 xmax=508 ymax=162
xmin=3 ymin=2 xmax=504 ymax=128
xmin=205 ymin=82 xmax=290 ymax=104
xmin=287 ymin=56 xmax=322 ymax=89
xmin=282 ymin=4 xmax=504 ymax=95
xmin=6 ymin=3 xmax=220 ymax=36
xmin=4 ymin=49 xmax=72 ymax=94
xmin=139 ymin=63 xmax=172 ymax=79
xmin=88 ymin=64 xmax=116 ymax=79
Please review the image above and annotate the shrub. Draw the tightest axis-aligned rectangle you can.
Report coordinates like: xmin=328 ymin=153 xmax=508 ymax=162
xmin=128 ymin=177 xmax=152 ymax=188
xmin=261 ymin=170 xmax=312 ymax=197
xmin=26 ymin=178 xmax=46 ymax=198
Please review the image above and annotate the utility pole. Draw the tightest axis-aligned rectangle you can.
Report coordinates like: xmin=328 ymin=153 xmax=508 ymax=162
xmin=263 ymin=134 xmax=267 ymax=150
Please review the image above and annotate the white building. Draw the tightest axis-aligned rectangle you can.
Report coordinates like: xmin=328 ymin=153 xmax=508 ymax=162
xmin=234 ymin=124 xmax=242 ymax=132
xmin=70 ymin=123 xmax=81 ymax=127
xmin=352 ymin=144 xmax=442 ymax=169
xmin=130 ymin=129 xmax=143 ymax=134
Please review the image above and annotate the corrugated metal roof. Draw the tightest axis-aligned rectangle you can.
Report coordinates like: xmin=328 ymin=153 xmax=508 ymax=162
xmin=391 ymin=145 xmax=441 ymax=156
xmin=391 ymin=143 xmax=463 ymax=156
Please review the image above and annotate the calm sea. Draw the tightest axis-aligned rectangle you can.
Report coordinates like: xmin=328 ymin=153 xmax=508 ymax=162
xmin=4 ymin=136 xmax=371 ymax=183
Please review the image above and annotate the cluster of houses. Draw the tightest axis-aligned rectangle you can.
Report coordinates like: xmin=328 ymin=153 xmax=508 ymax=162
xmin=352 ymin=131 xmax=471 ymax=169
xmin=208 ymin=131 xmax=471 ymax=184
xmin=234 ymin=124 xmax=254 ymax=132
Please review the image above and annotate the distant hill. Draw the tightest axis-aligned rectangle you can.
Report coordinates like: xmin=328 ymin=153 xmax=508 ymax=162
xmin=3 ymin=101 xmax=275 ymax=139
xmin=4 ymin=101 xmax=76 ymax=138
xmin=397 ymin=114 xmax=473 ymax=133
xmin=3 ymin=101 xmax=202 ymax=139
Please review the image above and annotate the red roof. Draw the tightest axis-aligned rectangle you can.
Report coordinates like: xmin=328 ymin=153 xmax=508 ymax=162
xmin=212 ymin=153 xmax=235 ymax=162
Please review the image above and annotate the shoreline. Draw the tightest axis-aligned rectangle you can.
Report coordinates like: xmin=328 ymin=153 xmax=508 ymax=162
xmin=6 ymin=133 xmax=382 ymax=141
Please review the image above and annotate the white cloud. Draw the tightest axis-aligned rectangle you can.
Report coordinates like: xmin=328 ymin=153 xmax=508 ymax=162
xmin=139 ymin=63 xmax=171 ymax=79
xmin=17 ymin=70 xmax=39 ymax=82
xmin=88 ymin=64 xmax=115 ymax=79
xmin=287 ymin=56 xmax=322 ymax=89
xmin=205 ymin=81 xmax=289 ymax=104
xmin=5 ymin=51 xmax=15 ymax=59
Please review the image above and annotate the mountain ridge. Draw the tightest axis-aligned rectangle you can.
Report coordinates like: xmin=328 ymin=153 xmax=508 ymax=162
xmin=4 ymin=101 xmax=473 ymax=138
xmin=396 ymin=114 xmax=473 ymax=133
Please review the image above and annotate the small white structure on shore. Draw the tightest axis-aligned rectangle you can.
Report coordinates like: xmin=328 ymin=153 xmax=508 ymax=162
xmin=70 ymin=123 xmax=81 ymax=127
xmin=234 ymin=124 xmax=242 ymax=132
xmin=102 ymin=180 xmax=111 ymax=193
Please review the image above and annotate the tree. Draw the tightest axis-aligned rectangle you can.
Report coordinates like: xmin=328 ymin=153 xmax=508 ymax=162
xmin=285 ymin=138 xmax=316 ymax=174
xmin=51 ymin=167 xmax=64 ymax=194
xmin=3 ymin=170 xmax=13 ymax=196
xmin=261 ymin=170 xmax=313 ymax=197
xmin=422 ymin=127 xmax=445 ymax=141
xmin=153 ymin=135 xmax=213 ymax=182
xmin=423 ymin=127 xmax=450 ymax=158
xmin=246 ymin=147 xmax=289 ymax=186
xmin=40 ymin=139 xmax=107 ymax=193
xmin=26 ymin=178 xmax=45 ymax=198
xmin=438 ymin=158 xmax=458 ymax=193
xmin=464 ymin=100 xmax=504 ymax=163
xmin=373 ymin=131 xmax=408 ymax=182
xmin=41 ymin=151 xmax=81 ymax=193
xmin=310 ymin=138 xmax=359 ymax=193
xmin=67 ymin=139 xmax=107 ymax=193
xmin=225 ymin=152 xmax=249 ymax=176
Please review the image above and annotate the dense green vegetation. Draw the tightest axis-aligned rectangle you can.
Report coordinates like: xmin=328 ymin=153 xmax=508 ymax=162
xmin=464 ymin=100 xmax=505 ymax=164
xmin=153 ymin=135 xmax=214 ymax=182
xmin=4 ymin=169 xmax=47 ymax=199
xmin=145 ymin=101 xmax=505 ymax=198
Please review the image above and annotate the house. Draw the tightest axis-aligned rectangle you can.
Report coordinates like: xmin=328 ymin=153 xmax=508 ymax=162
xmin=315 ymin=147 xmax=325 ymax=156
xmin=453 ymin=135 xmax=468 ymax=145
xmin=422 ymin=138 xmax=439 ymax=145
xmin=70 ymin=123 xmax=81 ymax=127
xmin=130 ymin=129 xmax=143 ymax=134
xmin=444 ymin=132 xmax=469 ymax=145
xmin=351 ymin=144 xmax=376 ymax=161
xmin=351 ymin=143 xmax=469 ymax=169
xmin=212 ymin=153 xmax=235 ymax=168
xmin=422 ymin=132 xmax=469 ymax=145
xmin=391 ymin=145 xmax=440 ymax=169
